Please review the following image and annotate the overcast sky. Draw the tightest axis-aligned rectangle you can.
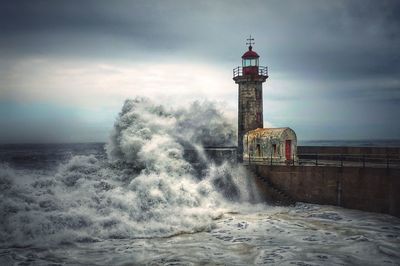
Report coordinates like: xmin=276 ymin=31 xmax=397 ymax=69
xmin=0 ymin=0 xmax=399 ymax=143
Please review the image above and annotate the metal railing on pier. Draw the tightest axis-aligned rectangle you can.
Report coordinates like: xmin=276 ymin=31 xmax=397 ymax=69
xmin=243 ymin=153 xmax=400 ymax=169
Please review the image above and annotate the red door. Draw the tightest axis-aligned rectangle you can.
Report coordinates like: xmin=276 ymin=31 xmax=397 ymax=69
xmin=285 ymin=140 xmax=292 ymax=160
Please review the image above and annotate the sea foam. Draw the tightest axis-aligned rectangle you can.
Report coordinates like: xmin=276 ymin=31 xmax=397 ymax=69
xmin=0 ymin=97 xmax=262 ymax=247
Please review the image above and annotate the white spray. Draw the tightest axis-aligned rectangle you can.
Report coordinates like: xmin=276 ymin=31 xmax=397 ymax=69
xmin=0 ymin=97 xmax=263 ymax=248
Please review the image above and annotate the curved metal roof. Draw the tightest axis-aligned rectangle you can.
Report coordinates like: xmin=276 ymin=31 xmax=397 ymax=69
xmin=242 ymin=46 xmax=260 ymax=59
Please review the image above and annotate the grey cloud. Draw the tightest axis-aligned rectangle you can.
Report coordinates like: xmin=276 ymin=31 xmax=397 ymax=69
xmin=1 ymin=0 xmax=399 ymax=69
xmin=0 ymin=0 xmax=191 ymax=58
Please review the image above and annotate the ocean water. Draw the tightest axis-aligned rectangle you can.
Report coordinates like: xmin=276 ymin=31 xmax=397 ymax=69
xmin=0 ymin=98 xmax=399 ymax=265
xmin=299 ymin=139 xmax=400 ymax=147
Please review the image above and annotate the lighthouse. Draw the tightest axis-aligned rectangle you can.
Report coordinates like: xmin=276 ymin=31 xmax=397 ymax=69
xmin=233 ymin=36 xmax=268 ymax=162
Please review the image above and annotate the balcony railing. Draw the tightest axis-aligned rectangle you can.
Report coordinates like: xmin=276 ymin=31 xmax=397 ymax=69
xmin=233 ymin=66 xmax=268 ymax=78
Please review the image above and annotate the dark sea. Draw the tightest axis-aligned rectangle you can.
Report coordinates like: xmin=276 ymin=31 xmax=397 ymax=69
xmin=0 ymin=141 xmax=399 ymax=265
xmin=299 ymin=139 xmax=400 ymax=147
xmin=0 ymin=142 xmax=106 ymax=171
xmin=1 ymin=139 xmax=399 ymax=171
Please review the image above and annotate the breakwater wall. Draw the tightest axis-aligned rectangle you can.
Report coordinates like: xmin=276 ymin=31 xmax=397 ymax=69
xmin=248 ymin=164 xmax=400 ymax=217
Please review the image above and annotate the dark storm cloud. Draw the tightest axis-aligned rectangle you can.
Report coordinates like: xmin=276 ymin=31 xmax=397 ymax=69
xmin=0 ymin=0 xmax=188 ymax=58
xmin=0 ymin=2 xmax=173 ymax=61
xmin=259 ymin=1 xmax=400 ymax=80
xmin=1 ymin=0 xmax=399 ymax=78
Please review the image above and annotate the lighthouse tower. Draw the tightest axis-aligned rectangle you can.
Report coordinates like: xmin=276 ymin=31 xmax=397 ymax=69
xmin=233 ymin=36 xmax=268 ymax=161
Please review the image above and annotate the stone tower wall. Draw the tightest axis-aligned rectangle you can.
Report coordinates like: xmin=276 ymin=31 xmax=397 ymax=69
xmin=237 ymin=80 xmax=264 ymax=160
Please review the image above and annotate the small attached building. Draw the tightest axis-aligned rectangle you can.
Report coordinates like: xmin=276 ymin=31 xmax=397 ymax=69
xmin=243 ymin=127 xmax=297 ymax=163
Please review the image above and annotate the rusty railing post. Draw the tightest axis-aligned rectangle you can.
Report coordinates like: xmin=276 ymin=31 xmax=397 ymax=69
xmin=387 ymin=154 xmax=389 ymax=169
xmin=363 ymin=154 xmax=365 ymax=168
xmin=269 ymin=138 xmax=272 ymax=166
xmin=270 ymin=153 xmax=272 ymax=166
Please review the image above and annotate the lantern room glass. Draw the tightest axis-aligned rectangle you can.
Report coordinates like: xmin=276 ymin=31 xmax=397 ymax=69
xmin=242 ymin=58 xmax=259 ymax=67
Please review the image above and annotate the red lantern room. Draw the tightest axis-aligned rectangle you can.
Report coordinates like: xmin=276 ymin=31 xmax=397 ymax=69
xmin=241 ymin=45 xmax=259 ymax=76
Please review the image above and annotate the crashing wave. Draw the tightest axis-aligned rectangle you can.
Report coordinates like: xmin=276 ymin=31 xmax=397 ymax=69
xmin=0 ymin=97 xmax=262 ymax=247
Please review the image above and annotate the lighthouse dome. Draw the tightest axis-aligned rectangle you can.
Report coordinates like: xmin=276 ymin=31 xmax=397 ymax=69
xmin=242 ymin=46 xmax=260 ymax=59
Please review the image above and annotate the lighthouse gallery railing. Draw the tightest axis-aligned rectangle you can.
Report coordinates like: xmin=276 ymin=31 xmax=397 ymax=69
xmin=233 ymin=66 xmax=268 ymax=78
